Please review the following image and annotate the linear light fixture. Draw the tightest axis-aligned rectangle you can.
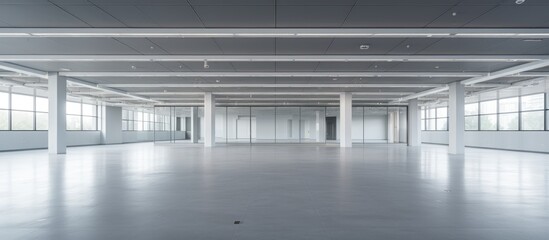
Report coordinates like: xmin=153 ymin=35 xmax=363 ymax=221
xmin=0 ymin=55 xmax=544 ymax=63
xmin=60 ymin=71 xmax=483 ymax=78
xmin=99 ymin=83 xmax=443 ymax=88
xmin=1 ymin=28 xmax=548 ymax=38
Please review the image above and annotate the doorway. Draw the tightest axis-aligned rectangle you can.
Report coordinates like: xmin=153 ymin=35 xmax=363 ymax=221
xmin=326 ymin=116 xmax=337 ymax=140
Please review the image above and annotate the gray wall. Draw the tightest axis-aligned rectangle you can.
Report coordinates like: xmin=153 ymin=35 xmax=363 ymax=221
xmin=0 ymin=131 xmax=101 ymax=151
xmin=422 ymin=131 xmax=549 ymax=153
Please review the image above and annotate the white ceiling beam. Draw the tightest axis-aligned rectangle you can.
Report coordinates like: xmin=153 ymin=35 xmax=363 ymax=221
xmin=99 ymin=83 xmax=442 ymax=88
xmin=2 ymin=28 xmax=549 ymax=38
xmin=0 ymin=62 xmax=48 ymax=78
xmin=68 ymin=78 xmax=161 ymax=103
xmin=0 ymin=55 xmax=545 ymax=62
xmin=461 ymin=60 xmax=549 ymax=85
xmin=392 ymin=85 xmax=451 ymax=103
xmin=60 ymin=71 xmax=482 ymax=78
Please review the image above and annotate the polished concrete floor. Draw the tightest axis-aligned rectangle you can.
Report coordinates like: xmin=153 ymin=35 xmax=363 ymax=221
xmin=1 ymin=143 xmax=548 ymax=240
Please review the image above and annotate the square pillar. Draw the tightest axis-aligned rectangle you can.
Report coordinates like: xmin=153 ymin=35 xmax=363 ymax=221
xmin=101 ymin=105 xmax=122 ymax=144
xmin=204 ymin=92 xmax=215 ymax=147
xmin=340 ymin=92 xmax=352 ymax=148
xmin=407 ymin=99 xmax=421 ymax=146
xmin=449 ymin=82 xmax=465 ymax=154
xmin=191 ymin=106 xmax=199 ymax=143
xmin=48 ymin=72 xmax=66 ymax=154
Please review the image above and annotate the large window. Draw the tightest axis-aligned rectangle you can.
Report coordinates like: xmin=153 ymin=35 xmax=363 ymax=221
xmin=122 ymin=109 xmax=166 ymax=131
xmin=464 ymin=93 xmax=546 ymax=131
xmin=0 ymin=89 xmax=99 ymax=131
xmin=421 ymin=106 xmax=448 ymax=131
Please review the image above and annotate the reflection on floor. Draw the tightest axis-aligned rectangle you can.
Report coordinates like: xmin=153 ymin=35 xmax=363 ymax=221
xmin=1 ymin=143 xmax=548 ymax=239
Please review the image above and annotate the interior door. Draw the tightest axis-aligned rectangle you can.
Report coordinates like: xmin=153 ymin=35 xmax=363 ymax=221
xmin=326 ymin=117 xmax=337 ymax=140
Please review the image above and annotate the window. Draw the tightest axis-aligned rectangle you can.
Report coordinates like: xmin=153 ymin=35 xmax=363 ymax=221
xmin=465 ymin=103 xmax=479 ymax=131
xmin=0 ymin=89 xmax=98 ymax=131
xmin=497 ymin=97 xmax=519 ymax=131
xmin=421 ymin=106 xmax=448 ymax=131
xmin=10 ymin=94 xmax=34 ymax=130
xmin=464 ymin=93 xmax=546 ymax=132
xmin=520 ymin=94 xmax=545 ymax=131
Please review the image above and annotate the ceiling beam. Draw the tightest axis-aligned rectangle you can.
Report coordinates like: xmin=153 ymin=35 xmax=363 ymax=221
xmin=2 ymin=28 xmax=549 ymax=38
xmin=0 ymin=62 xmax=48 ymax=78
xmin=461 ymin=60 xmax=549 ymax=85
xmin=60 ymin=71 xmax=483 ymax=78
xmin=0 ymin=55 xmax=545 ymax=63
xmin=392 ymin=85 xmax=451 ymax=103
xmin=99 ymin=83 xmax=443 ymax=88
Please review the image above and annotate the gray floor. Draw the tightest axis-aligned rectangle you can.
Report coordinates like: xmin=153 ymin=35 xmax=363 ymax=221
xmin=1 ymin=143 xmax=548 ymax=240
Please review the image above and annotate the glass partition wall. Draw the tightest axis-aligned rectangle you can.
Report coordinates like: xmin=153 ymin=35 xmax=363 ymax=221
xmin=155 ymin=106 xmax=407 ymax=144
xmin=153 ymin=107 xmax=191 ymax=143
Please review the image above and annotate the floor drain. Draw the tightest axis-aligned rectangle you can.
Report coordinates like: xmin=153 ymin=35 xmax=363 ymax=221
xmin=234 ymin=220 xmax=241 ymax=224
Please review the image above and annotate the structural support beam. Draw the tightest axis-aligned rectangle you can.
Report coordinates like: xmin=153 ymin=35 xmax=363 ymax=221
xmin=62 ymin=71 xmax=481 ymax=78
xmin=407 ymin=99 xmax=421 ymax=147
xmin=48 ymin=72 xmax=66 ymax=154
xmin=0 ymin=62 xmax=48 ymax=78
xmin=0 ymin=55 xmax=545 ymax=62
xmin=204 ymin=93 xmax=215 ymax=147
xmin=3 ymin=28 xmax=549 ymax=38
xmin=191 ymin=107 xmax=199 ymax=143
xmin=448 ymin=82 xmax=465 ymax=154
xmin=340 ymin=92 xmax=352 ymax=148
xmin=461 ymin=60 xmax=549 ymax=85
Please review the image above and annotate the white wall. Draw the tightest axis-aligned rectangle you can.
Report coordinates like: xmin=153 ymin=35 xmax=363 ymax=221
xmin=0 ymin=131 xmax=101 ymax=151
xmin=422 ymin=131 xmax=549 ymax=153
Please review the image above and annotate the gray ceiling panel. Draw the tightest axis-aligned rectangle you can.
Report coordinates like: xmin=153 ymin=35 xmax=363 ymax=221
xmin=315 ymin=62 xmax=372 ymax=71
xmin=215 ymin=39 xmax=275 ymax=54
xmin=155 ymin=62 xmax=193 ymax=72
xmin=466 ymin=6 xmax=549 ymax=27
xmin=189 ymin=0 xmax=273 ymax=5
xmin=89 ymin=0 xmax=189 ymax=5
xmin=343 ymin=6 xmax=451 ymax=27
xmin=183 ymin=62 xmax=236 ymax=72
xmin=0 ymin=38 xmax=138 ymax=54
xmin=419 ymin=38 xmax=509 ymax=54
xmin=0 ymin=4 xmax=87 ymax=27
xmin=427 ymin=5 xmax=493 ymax=27
xmin=390 ymin=62 xmax=520 ymax=72
xmin=326 ymin=38 xmax=404 ymax=54
xmin=275 ymin=39 xmax=333 ymax=54
xmin=277 ymin=0 xmax=357 ymax=5
xmin=114 ymin=38 xmax=169 ymax=54
xmin=357 ymin=0 xmax=459 ymax=4
xmin=274 ymin=62 xmax=319 ymax=72
xmin=387 ymin=38 xmax=440 ymax=54
xmin=59 ymin=5 xmax=125 ymax=27
xmin=131 ymin=5 xmax=203 ymax=27
xmin=193 ymin=6 xmax=274 ymax=27
xmin=276 ymin=6 xmax=352 ymax=27
xmin=17 ymin=61 xmax=170 ymax=72
xmin=149 ymin=38 xmax=223 ymax=54
xmin=231 ymin=63 xmax=276 ymax=72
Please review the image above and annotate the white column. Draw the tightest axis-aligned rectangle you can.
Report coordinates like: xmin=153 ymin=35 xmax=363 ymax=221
xmin=48 ymin=72 xmax=66 ymax=154
xmin=101 ymin=105 xmax=122 ymax=144
xmin=449 ymin=82 xmax=465 ymax=154
xmin=340 ymin=92 xmax=352 ymax=147
xmin=387 ymin=112 xmax=395 ymax=143
xmin=204 ymin=92 xmax=215 ymax=147
xmin=408 ymin=99 xmax=421 ymax=146
xmin=191 ymin=106 xmax=199 ymax=143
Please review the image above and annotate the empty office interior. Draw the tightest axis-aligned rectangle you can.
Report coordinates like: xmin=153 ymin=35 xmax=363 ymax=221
xmin=1 ymin=0 xmax=549 ymax=239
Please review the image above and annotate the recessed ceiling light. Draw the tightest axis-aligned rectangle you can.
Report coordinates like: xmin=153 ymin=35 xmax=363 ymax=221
xmin=451 ymin=12 xmax=457 ymax=16
xmin=60 ymin=68 xmax=71 ymax=71
xmin=406 ymin=44 xmax=411 ymax=48
xmin=523 ymin=39 xmax=543 ymax=42
xmin=332 ymin=78 xmax=338 ymax=81
xmin=515 ymin=0 xmax=525 ymax=4
xmin=435 ymin=66 xmax=440 ymax=69
xmin=359 ymin=44 xmax=370 ymax=50
xmin=131 ymin=65 xmax=136 ymax=69
xmin=215 ymin=79 xmax=220 ymax=83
